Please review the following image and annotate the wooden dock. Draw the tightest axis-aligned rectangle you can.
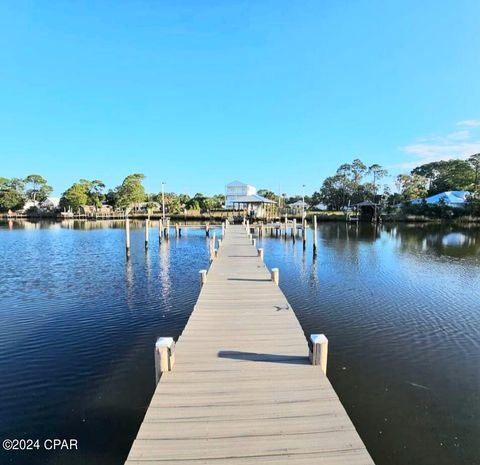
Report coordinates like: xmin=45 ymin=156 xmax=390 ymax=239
xmin=125 ymin=224 xmax=374 ymax=465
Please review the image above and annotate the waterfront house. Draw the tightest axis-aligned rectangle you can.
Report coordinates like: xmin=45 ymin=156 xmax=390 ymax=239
xmin=225 ymin=181 xmax=276 ymax=219
xmin=411 ymin=191 xmax=470 ymax=207
xmin=287 ymin=200 xmax=309 ymax=215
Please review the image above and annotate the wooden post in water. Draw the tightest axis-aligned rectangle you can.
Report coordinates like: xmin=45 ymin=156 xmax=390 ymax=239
xmin=125 ymin=217 xmax=131 ymax=259
xmin=302 ymin=218 xmax=307 ymax=250
xmin=221 ymin=222 xmax=225 ymax=237
xmin=258 ymin=248 xmax=264 ymax=260
xmin=313 ymin=215 xmax=318 ymax=255
xmin=271 ymin=267 xmax=279 ymax=285
xmin=292 ymin=218 xmax=296 ymax=242
xmin=175 ymin=223 xmax=180 ymax=237
xmin=158 ymin=219 xmax=163 ymax=243
xmin=155 ymin=337 xmax=175 ymax=384
xmin=209 ymin=238 xmax=215 ymax=261
xmin=199 ymin=269 xmax=207 ymax=286
xmin=309 ymin=334 xmax=328 ymax=375
xmin=145 ymin=219 xmax=149 ymax=250
xmin=164 ymin=218 xmax=170 ymax=239
xmin=284 ymin=214 xmax=288 ymax=238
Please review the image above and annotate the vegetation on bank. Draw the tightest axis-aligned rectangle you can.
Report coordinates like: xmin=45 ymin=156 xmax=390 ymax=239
xmin=1 ymin=153 xmax=479 ymax=219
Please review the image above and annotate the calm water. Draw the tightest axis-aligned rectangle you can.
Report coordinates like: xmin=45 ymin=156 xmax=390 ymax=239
xmin=0 ymin=220 xmax=479 ymax=465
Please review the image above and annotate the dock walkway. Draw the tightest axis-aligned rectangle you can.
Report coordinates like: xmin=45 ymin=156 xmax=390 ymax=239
xmin=125 ymin=224 xmax=374 ymax=465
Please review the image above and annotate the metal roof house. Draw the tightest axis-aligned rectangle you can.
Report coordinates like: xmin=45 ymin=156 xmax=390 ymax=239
xmin=411 ymin=191 xmax=470 ymax=207
xmin=225 ymin=181 xmax=276 ymax=219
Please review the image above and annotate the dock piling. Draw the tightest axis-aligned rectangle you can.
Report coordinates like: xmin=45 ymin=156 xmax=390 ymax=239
xmin=313 ymin=215 xmax=318 ymax=255
xmin=125 ymin=218 xmax=131 ymax=259
xmin=271 ymin=267 xmax=279 ymax=285
xmin=199 ymin=269 xmax=207 ymax=286
xmin=258 ymin=248 xmax=264 ymax=260
xmin=302 ymin=218 xmax=307 ymax=250
xmin=145 ymin=219 xmax=149 ymax=250
xmin=155 ymin=337 xmax=175 ymax=384
xmin=310 ymin=334 xmax=328 ymax=375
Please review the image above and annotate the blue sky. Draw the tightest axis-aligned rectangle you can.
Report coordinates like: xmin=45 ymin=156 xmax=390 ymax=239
xmin=1 ymin=0 xmax=480 ymax=197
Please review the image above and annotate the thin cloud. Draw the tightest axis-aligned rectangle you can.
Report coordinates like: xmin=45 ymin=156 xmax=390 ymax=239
xmin=456 ymin=119 xmax=480 ymax=127
xmin=395 ymin=123 xmax=480 ymax=170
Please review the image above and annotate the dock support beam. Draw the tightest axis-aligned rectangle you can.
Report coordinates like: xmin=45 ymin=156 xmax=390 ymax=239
xmin=125 ymin=218 xmax=131 ymax=259
xmin=199 ymin=269 xmax=207 ymax=286
xmin=310 ymin=334 xmax=328 ymax=375
xmin=155 ymin=337 xmax=175 ymax=384
xmin=271 ymin=267 xmax=279 ymax=285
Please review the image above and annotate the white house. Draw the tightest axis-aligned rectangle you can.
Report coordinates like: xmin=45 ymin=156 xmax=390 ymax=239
xmin=225 ymin=181 xmax=276 ymax=218
xmin=411 ymin=191 xmax=470 ymax=208
xmin=225 ymin=181 xmax=257 ymax=208
xmin=287 ymin=200 xmax=309 ymax=215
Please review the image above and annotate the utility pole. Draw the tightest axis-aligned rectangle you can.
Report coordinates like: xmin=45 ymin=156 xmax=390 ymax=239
xmin=302 ymin=184 xmax=306 ymax=220
xmin=161 ymin=182 xmax=166 ymax=221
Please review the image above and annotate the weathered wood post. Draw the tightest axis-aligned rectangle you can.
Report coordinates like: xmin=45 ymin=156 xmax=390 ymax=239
xmin=165 ymin=218 xmax=170 ymax=239
xmin=125 ymin=217 xmax=131 ymax=259
xmin=313 ymin=215 xmax=318 ymax=255
xmin=158 ymin=219 xmax=163 ymax=243
xmin=221 ymin=222 xmax=225 ymax=237
xmin=284 ymin=214 xmax=288 ymax=238
xmin=252 ymin=238 xmax=256 ymax=247
xmin=145 ymin=218 xmax=150 ymax=250
xmin=199 ymin=269 xmax=207 ymax=286
xmin=155 ymin=337 xmax=175 ymax=384
xmin=258 ymin=248 xmax=264 ymax=260
xmin=205 ymin=222 xmax=210 ymax=237
xmin=175 ymin=223 xmax=180 ymax=237
xmin=309 ymin=334 xmax=328 ymax=375
xmin=218 ymin=238 xmax=222 ymax=248
xmin=292 ymin=218 xmax=296 ymax=242
xmin=271 ymin=267 xmax=279 ymax=285
xmin=302 ymin=218 xmax=307 ymax=250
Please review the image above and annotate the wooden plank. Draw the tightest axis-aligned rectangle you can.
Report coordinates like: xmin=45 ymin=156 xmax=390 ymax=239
xmin=124 ymin=225 xmax=374 ymax=465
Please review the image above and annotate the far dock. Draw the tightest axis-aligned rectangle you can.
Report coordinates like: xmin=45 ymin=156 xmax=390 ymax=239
xmin=125 ymin=224 xmax=374 ymax=465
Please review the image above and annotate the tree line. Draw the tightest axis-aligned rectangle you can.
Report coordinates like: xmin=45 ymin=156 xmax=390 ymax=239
xmin=2 ymin=153 xmax=479 ymax=214
xmin=314 ymin=154 xmax=480 ymax=210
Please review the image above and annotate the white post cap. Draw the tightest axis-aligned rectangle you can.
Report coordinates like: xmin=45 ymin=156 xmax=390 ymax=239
xmin=156 ymin=337 xmax=175 ymax=349
xmin=310 ymin=334 xmax=328 ymax=344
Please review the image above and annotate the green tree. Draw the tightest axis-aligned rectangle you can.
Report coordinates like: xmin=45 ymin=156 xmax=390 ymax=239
xmin=412 ymin=160 xmax=474 ymax=194
xmin=257 ymin=189 xmax=277 ymax=201
xmin=318 ymin=174 xmax=347 ymax=210
xmin=116 ymin=173 xmax=146 ymax=209
xmin=24 ymin=174 xmax=53 ymax=204
xmin=0 ymin=177 xmax=25 ymax=212
xmin=59 ymin=182 xmax=89 ymax=211
xmin=368 ymin=164 xmax=388 ymax=197
xmin=86 ymin=179 xmax=106 ymax=207
xmin=395 ymin=174 xmax=428 ymax=201
xmin=469 ymin=153 xmax=480 ymax=197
